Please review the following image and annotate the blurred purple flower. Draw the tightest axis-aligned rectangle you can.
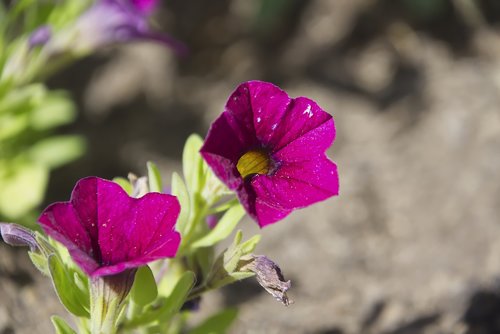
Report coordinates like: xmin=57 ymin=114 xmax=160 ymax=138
xmin=28 ymin=25 xmax=52 ymax=48
xmin=206 ymin=215 xmax=218 ymax=229
xmin=73 ymin=0 xmax=186 ymax=54
xmin=38 ymin=177 xmax=181 ymax=277
xmin=200 ymin=81 xmax=339 ymax=227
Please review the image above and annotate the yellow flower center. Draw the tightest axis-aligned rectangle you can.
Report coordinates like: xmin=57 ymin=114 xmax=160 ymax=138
xmin=236 ymin=149 xmax=271 ymax=179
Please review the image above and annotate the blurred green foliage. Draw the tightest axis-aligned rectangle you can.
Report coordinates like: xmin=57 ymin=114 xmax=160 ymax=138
xmin=0 ymin=0 xmax=90 ymax=224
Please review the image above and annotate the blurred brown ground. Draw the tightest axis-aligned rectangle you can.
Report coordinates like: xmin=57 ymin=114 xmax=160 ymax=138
xmin=2 ymin=0 xmax=500 ymax=333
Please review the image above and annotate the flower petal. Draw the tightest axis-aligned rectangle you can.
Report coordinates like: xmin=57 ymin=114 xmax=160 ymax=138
xmin=270 ymin=97 xmax=334 ymax=154
xmin=131 ymin=0 xmax=157 ymax=14
xmin=239 ymin=81 xmax=291 ymax=146
xmin=39 ymin=201 xmax=99 ymax=275
xmin=251 ymin=157 xmax=339 ymax=211
xmin=94 ymin=183 xmax=181 ymax=268
xmin=273 ymin=116 xmax=335 ymax=162
xmin=235 ymin=184 xmax=292 ymax=228
xmin=200 ymin=111 xmax=257 ymax=190
xmin=39 ymin=177 xmax=181 ymax=277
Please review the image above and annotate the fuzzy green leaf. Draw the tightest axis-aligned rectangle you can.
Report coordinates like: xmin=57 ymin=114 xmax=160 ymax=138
xmin=113 ymin=177 xmax=133 ymax=195
xmin=182 ymin=134 xmax=204 ymax=194
xmin=147 ymin=161 xmax=162 ymax=193
xmin=189 ymin=308 xmax=238 ymax=334
xmin=28 ymin=251 xmax=49 ymax=276
xmin=0 ymin=162 xmax=48 ymax=219
xmin=29 ymin=93 xmax=76 ymax=130
xmin=171 ymin=172 xmax=190 ymax=236
xmin=48 ymin=255 xmax=89 ymax=317
xmin=130 ymin=266 xmax=158 ymax=306
xmin=28 ymin=135 xmax=85 ymax=169
xmin=191 ymin=204 xmax=245 ymax=249
xmin=126 ymin=271 xmax=195 ymax=328
xmin=51 ymin=315 xmax=77 ymax=334
xmin=239 ymin=235 xmax=261 ymax=254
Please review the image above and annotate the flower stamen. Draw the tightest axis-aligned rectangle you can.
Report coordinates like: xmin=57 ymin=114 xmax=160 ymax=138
xmin=237 ymin=149 xmax=270 ymax=179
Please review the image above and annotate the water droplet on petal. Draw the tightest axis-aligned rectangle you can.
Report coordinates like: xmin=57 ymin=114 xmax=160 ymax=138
xmin=303 ymin=104 xmax=313 ymax=118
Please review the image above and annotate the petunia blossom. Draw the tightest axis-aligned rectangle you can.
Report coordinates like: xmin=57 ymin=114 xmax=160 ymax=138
xmin=200 ymin=81 xmax=339 ymax=227
xmin=37 ymin=0 xmax=186 ymax=55
xmin=76 ymin=0 xmax=186 ymax=52
xmin=38 ymin=177 xmax=181 ymax=277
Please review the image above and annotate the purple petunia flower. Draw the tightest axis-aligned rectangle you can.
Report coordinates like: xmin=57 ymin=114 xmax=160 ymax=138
xmin=200 ymin=81 xmax=339 ymax=227
xmin=38 ymin=177 xmax=181 ymax=277
xmin=73 ymin=0 xmax=186 ymax=53
xmin=37 ymin=0 xmax=186 ymax=56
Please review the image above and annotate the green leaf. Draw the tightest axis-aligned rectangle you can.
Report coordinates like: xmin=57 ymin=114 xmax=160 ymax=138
xmin=0 ymin=162 xmax=48 ymax=219
xmin=51 ymin=315 xmax=77 ymax=334
xmin=113 ymin=177 xmax=133 ymax=195
xmin=28 ymin=251 xmax=49 ymax=276
xmin=130 ymin=266 xmax=158 ymax=306
xmin=189 ymin=308 xmax=238 ymax=334
xmin=191 ymin=204 xmax=245 ymax=249
xmin=239 ymin=235 xmax=261 ymax=254
xmin=194 ymin=246 xmax=214 ymax=280
xmin=28 ymin=135 xmax=85 ymax=169
xmin=224 ymin=232 xmax=260 ymax=274
xmin=147 ymin=161 xmax=162 ymax=193
xmin=171 ymin=172 xmax=190 ymax=236
xmin=182 ymin=134 xmax=204 ymax=194
xmin=29 ymin=92 xmax=76 ymax=130
xmin=126 ymin=271 xmax=195 ymax=328
xmin=48 ymin=254 xmax=89 ymax=317
xmin=73 ymin=271 xmax=89 ymax=298
xmin=0 ymin=113 xmax=28 ymax=140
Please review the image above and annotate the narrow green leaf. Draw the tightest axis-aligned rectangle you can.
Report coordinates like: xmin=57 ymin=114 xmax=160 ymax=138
xmin=73 ymin=271 xmax=89 ymax=298
xmin=147 ymin=161 xmax=162 ymax=193
xmin=113 ymin=177 xmax=133 ymax=195
xmin=223 ymin=247 xmax=243 ymax=274
xmin=48 ymin=255 xmax=89 ymax=317
xmin=28 ymin=251 xmax=49 ymax=276
xmin=51 ymin=315 xmax=77 ymax=334
xmin=182 ymin=134 xmax=204 ymax=194
xmin=223 ymin=233 xmax=260 ymax=274
xmin=130 ymin=266 xmax=158 ymax=306
xmin=194 ymin=246 xmax=214 ymax=279
xmin=0 ymin=162 xmax=48 ymax=219
xmin=239 ymin=235 xmax=261 ymax=254
xmin=171 ymin=172 xmax=190 ymax=236
xmin=232 ymin=230 xmax=243 ymax=248
xmin=192 ymin=204 xmax=245 ymax=249
xmin=29 ymin=93 xmax=76 ymax=130
xmin=28 ymin=135 xmax=86 ymax=169
xmin=126 ymin=271 xmax=195 ymax=328
xmin=189 ymin=308 xmax=238 ymax=334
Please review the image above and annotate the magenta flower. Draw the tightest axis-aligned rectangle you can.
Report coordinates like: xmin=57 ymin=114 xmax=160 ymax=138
xmin=200 ymin=81 xmax=339 ymax=227
xmin=38 ymin=177 xmax=181 ymax=277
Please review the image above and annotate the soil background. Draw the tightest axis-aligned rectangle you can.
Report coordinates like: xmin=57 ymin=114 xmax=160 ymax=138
xmin=2 ymin=0 xmax=500 ymax=333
